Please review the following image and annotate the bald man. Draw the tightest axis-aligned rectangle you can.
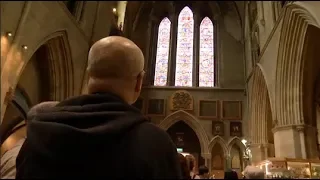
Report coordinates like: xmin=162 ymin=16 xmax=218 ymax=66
xmin=16 ymin=36 xmax=182 ymax=179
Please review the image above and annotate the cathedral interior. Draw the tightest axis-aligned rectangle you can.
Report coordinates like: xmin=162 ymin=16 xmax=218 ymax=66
xmin=1 ymin=1 xmax=320 ymax=178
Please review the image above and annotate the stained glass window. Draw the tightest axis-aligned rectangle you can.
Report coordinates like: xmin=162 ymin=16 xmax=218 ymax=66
xmin=154 ymin=17 xmax=171 ymax=86
xmin=175 ymin=6 xmax=194 ymax=87
xmin=199 ymin=17 xmax=214 ymax=87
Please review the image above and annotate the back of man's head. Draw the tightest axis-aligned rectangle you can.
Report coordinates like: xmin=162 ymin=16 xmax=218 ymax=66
xmin=87 ymin=36 xmax=145 ymax=105
xmin=243 ymin=166 xmax=265 ymax=179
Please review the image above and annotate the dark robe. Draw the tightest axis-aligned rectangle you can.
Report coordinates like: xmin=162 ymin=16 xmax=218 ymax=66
xmin=16 ymin=93 xmax=182 ymax=179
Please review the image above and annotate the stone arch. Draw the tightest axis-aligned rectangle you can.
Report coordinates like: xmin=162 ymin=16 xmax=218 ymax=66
xmin=275 ymin=2 xmax=320 ymax=127
xmin=208 ymin=136 xmax=228 ymax=157
xmin=159 ymin=110 xmax=210 ymax=155
xmin=1 ymin=30 xmax=74 ymax=122
xmin=227 ymin=137 xmax=246 ymax=156
xmin=249 ymin=65 xmax=273 ymax=145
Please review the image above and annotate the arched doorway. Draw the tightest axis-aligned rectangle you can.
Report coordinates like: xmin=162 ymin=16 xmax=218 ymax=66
xmin=230 ymin=144 xmax=242 ymax=177
xmin=167 ymin=121 xmax=205 ymax=170
xmin=301 ymin=25 xmax=320 ymax=158
xmin=273 ymin=2 xmax=320 ymax=158
xmin=211 ymin=143 xmax=225 ymax=179
xmin=227 ymin=137 xmax=246 ymax=177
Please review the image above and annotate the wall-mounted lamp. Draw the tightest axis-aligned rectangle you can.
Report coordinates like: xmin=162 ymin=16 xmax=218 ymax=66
xmin=113 ymin=8 xmax=117 ymax=13
xmin=22 ymin=45 xmax=28 ymax=50
xmin=6 ymin=32 xmax=13 ymax=37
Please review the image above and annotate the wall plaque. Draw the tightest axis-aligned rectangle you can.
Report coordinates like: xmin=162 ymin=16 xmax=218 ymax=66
xmin=169 ymin=90 xmax=193 ymax=111
xmin=147 ymin=99 xmax=165 ymax=116
xmin=212 ymin=121 xmax=225 ymax=136
xmin=199 ymin=100 xmax=218 ymax=118
xmin=221 ymin=101 xmax=242 ymax=120
xmin=230 ymin=122 xmax=242 ymax=137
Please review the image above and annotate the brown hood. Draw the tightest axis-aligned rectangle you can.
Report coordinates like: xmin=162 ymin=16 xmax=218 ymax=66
xmin=27 ymin=101 xmax=59 ymax=120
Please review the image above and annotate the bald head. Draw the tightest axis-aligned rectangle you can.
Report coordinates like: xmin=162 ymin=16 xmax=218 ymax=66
xmin=88 ymin=36 xmax=144 ymax=79
xmin=87 ymin=36 xmax=145 ymax=104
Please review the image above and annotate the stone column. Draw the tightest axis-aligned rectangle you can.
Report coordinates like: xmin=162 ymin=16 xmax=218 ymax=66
xmin=116 ymin=1 xmax=127 ymax=28
xmin=225 ymin=154 xmax=231 ymax=169
xmin=272 ymin=125 xmax=304 ymax=158
xmin=297 ymin=125 xmax=307 ymax=159
xmin=249 ymin=144 xmax=269 ymax=164
xmin=201 ymin=153 xmax=211 ymax=167
xmin=263 ymin=144 xmax=269 ymax=159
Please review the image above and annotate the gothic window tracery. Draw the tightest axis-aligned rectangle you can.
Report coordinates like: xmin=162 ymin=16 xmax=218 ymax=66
xmin=153 ymin=6 xmax=216 ymax=87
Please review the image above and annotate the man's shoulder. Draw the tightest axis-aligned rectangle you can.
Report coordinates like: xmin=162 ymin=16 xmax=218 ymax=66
xmin=131 ymin=122 xmax=173 ymax=145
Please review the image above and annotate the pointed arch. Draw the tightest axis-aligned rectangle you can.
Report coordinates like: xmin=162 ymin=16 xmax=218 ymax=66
xmin=175 ymin=6 xmax=194 ymax=87
xmin=249 ymin=65 xmax=273 ymax=145
xmin=227 ymin=137 xmax=246 ymax=156
xmin=208 ymin=136 xmax=228 ymax=157
xmin=275 ymin=2 xmax=320 ymax=126
xmin=159 ymin=110 xmax=209 ymax=154
xmin=154 ymin=17 xmax=171 ymax=86
xmin=1 ymin=30 xmax=74 ymax=122
xmin=199 ymin=17 xmax=215 ymax=87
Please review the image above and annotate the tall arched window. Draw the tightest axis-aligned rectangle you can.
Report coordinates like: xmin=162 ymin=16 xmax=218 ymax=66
xmin=154 ymin=18 xmax=171 ymax=86
xmin=199 ymin=17 xmax=214 ymax=87
xmin=153 ymin=6 xmax=216 ymax=87
xmin=175 ymin=6 xmax=194 ymax=87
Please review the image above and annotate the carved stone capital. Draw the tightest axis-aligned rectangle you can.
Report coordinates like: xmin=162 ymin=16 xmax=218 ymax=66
xmin=201 ymin=153 xmax=211 ymax=159
xmin=272 ymin=125 xmax=295 ymax=133
xmin=296 ymin=125 xmax=305 ymax=132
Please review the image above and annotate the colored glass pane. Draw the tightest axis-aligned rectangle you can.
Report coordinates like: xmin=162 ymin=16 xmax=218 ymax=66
xmin=154 ymin=17 xmax=171 ymax=86
xmin=199 ymin=17 xmax=214 ymax=87
xmin=175 ymin=6 xmax=194 ymax=87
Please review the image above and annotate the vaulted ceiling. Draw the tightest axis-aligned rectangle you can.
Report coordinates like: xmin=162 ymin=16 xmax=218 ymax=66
xmin=125 ymin=1 xmax=245 ymax=31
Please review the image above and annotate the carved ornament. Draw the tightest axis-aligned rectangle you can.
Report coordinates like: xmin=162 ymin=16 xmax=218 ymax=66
xmin=169 ymin=90 xmax=193 ymax=111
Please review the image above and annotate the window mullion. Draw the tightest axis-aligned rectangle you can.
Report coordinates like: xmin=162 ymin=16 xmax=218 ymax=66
xmin=149 ymin=18 xmax=158 ymax=86
xmin=168 ymin=14 xmax=178 ymax=86
xmin=193 ymin=12 xmax=200 ymax=87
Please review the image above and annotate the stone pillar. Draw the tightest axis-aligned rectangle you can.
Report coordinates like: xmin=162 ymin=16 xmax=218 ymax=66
xmin=116 ymin=1 xmax=127 ymax=28
xmin=297 ymin=125 xmax=307 ymax=159
xmin=263 ymin=144 xmax=269 ymax=159
xmin=272 ymin=125 xmax=304 ymax=158
xmin=201 ymin=153 xmax=211 ymax=167
xmin=225 ymin=155 xmax=231 ymax=169
xmin=304 ymin=125 xmax=318 ymax=159
xmin=249 ymin=144 xmax=266 ymax=164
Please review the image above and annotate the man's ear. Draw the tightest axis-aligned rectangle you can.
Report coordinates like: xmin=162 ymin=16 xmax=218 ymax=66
xmin=134 ymin=72 xmax=145 ymax=92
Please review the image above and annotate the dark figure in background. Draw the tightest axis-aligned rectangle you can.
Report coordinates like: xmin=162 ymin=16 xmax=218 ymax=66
xmin=198 ymin=165 xmax=210 ymax=179
xmin=179 ymin=154 xmax=191 ymax=179
xmin=16 ymin=36 xmax=182 ymax=179
xmin=224 ymin=169 xmax=239 ymax=179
